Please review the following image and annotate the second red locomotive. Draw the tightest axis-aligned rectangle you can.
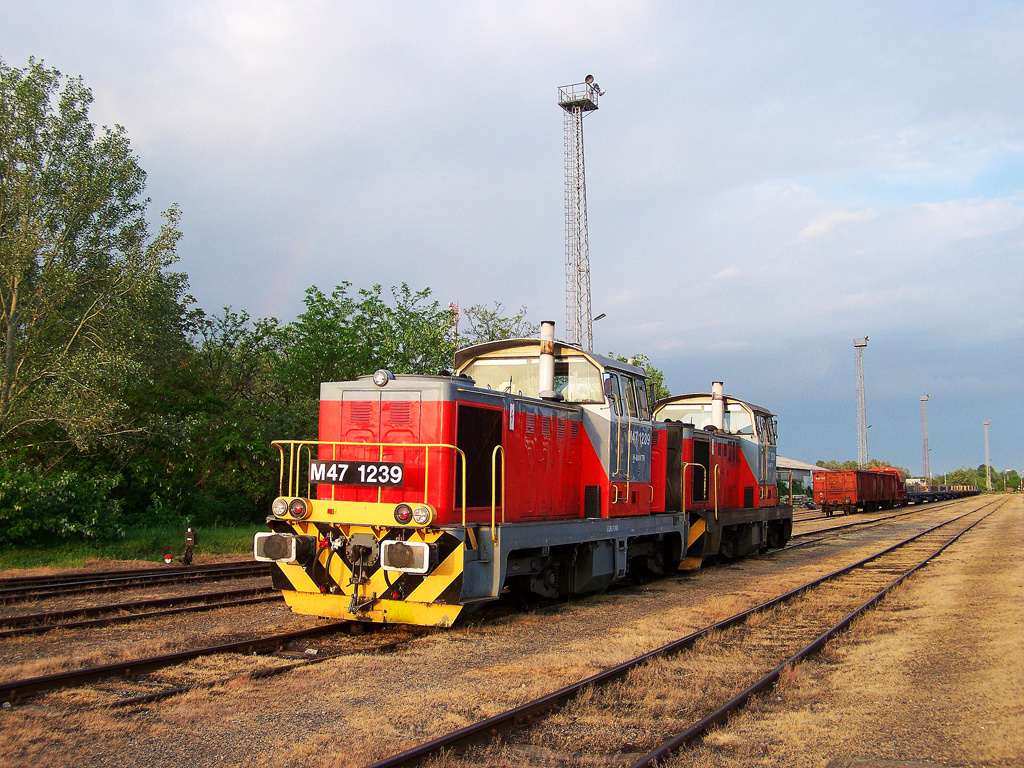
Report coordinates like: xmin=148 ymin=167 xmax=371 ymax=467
xmin=254 ymin=322 xmax=792 ymax=626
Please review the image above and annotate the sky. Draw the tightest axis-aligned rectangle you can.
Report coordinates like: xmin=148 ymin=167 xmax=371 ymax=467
xmin=2 ymin=1 xmax=1022 ymax=477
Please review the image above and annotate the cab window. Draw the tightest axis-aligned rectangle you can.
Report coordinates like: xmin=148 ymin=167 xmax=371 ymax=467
xmin=603 ymin=372 xmax=622 ymax=414
xmin=623 ymin=376 xmax=639 ymax=417
xmin=634 ymin=378 xmax=650 ymax=419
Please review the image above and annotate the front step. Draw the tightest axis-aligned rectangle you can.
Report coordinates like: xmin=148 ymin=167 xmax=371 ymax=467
xmin=679 ymin=517 xmax=707 ymax=571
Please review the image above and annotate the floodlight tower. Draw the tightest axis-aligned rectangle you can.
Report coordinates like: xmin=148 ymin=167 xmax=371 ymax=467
xmin=558 ymin=75 xmax=603 ymax=351
xmin=854 ymin=337 xmax=870 ymax=467
xmin=984 ymin=420 xmax=992 ymax=491
xmin=921 ymin=395 xmax=931 ymax=481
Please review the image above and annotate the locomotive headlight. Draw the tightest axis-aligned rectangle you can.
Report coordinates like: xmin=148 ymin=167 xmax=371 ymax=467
xmin=272 ymin=498 xmax=289 ymax=518
xmin=288 ymin=498 xmax=311 ymax=520
xmin=381 ymin=540 xmax=434 ymax=574
xmin=372 ymin=369 xmax=394 ymax=387
xmin=411 ymin=505 xmax=433 ymax=526
xmin=393 ymin=504 xmax=413 ymax=524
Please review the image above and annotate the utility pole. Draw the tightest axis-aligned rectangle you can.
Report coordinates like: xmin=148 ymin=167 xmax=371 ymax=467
xmin=984 ymin=420 xmax=992 ymax=491
xmin=920 ymin=395 xmax=930 ymax=481
xmin=558 ymin=75 xmax=603 ymax=351
xmin=854 ymin=337 xmax=869 ymax=467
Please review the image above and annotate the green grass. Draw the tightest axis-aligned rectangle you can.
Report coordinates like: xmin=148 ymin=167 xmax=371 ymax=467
xmin=0 ymin=523 xmax=265 ymax=571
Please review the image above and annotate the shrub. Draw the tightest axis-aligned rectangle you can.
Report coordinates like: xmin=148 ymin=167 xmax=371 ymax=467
xmin=0 ymin=461 xmax=126 ymax=545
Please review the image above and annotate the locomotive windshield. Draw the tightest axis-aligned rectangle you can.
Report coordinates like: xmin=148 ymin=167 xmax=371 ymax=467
xmin=463 ymin=355 xmax=604 ymax=403
xmin=657 ymin=403 xmax=754 ymax=434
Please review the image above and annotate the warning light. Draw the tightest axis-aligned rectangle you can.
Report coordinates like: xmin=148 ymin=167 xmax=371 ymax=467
xmin=164 ymin=553 xmax=174 ymax=564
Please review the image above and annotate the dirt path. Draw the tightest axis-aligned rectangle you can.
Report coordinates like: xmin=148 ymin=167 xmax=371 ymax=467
xmin=673 ymin=494 xmax=1024 ymax=768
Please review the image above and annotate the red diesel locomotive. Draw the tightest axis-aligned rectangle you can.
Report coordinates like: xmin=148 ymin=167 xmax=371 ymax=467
xmin=254 ymin=322 xmax=792 ymax=626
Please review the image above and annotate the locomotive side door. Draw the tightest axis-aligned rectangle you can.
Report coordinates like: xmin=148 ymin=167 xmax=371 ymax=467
xmin=603 ymin=373 xmax=627 ymax=482
xmin=603 ymin=371 xmax=653 ymax=487
xmin=692 ymin=437 xmax=710 ymax=503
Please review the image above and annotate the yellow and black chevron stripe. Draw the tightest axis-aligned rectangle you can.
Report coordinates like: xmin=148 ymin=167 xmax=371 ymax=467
xmin=678 ymin=514 xmax=706 ymax=571
xmin=271 ymin=522 xmax=466 ymax=627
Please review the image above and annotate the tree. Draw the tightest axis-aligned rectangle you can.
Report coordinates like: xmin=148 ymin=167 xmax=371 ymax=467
xmin=609 ymin=352 xmax=671 ymax=403
xmin=460 ymin=302 xmax=537 ymax=345
xmin=355 ymin=283 xmax=459 ymax=375
xmin=0 ymin=58 xmax=185 ymax=458
xmin=815 ymin=459 xmax=910 ymax=475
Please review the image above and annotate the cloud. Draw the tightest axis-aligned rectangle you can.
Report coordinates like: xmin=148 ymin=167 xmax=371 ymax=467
xmin=2 ymin=0 xmax=1023 ymax=472
xmin=710 ymin=266 xmax=742 ymax=280
xmin=799 ymin=209 xmax=878 ymax=240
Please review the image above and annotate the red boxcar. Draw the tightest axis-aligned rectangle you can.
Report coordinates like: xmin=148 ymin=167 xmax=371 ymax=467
xmin=813 ymin=467 xmax=907 ymax=516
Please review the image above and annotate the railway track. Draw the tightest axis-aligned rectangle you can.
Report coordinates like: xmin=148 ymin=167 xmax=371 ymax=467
xmin=0 ymin=561 xmax=270 ymax=602
xmin=106 ymin=628 xmax=433 ymax=708
xmin=358 ymin=495 xmax=1005 ymax=768
xmin=0 ymin=622 xmax=348 ymax=704
xmin=0 ymin=586 xmax=282 ymax=639
xmin=789 ymin=496 xmax=961 ymax=539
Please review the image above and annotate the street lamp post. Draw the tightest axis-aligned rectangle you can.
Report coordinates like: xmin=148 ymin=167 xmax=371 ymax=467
xmin=983 ymin=420 xmax=992 ymax=492
xmin=920 ymin=395 xmax=930 ymax=482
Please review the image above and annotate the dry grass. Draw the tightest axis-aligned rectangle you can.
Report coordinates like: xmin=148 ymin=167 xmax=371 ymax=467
xmin=0 ymin=601 xmax=322 ymax=683
xmin=660 ymin=496 xmax=1024 ymax=768
xmin=1 ymin=497 xmax=1019 ymax=768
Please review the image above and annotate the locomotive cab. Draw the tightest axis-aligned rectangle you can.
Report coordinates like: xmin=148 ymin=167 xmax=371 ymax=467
xmin=653 ymin=386 xmax=791 ymax=566
xmin=454 ymin=333 xmax=659 ymax=520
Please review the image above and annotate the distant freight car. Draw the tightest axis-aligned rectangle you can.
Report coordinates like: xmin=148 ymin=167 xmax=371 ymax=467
xmin=813 ymin=467 xmax=907 ymax=516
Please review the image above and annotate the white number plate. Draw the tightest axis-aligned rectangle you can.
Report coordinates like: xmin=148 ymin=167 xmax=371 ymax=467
xmin=309 ymin=460 xmax=404 ymax=487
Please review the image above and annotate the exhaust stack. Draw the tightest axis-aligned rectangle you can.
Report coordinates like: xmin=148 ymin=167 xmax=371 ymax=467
xmin=711 ymin=381 xmax=725 ymax=431
xmin=538 ymin=321 xmax=558 ymax=400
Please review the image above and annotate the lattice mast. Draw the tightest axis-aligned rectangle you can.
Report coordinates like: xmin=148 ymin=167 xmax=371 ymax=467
xmin=558 ymin=75 xmax=603 ymax=351
xmin=854 ymin=337 xmax=870 ymax=467
xmin=920 ymin=395 xmax=930 ymax=481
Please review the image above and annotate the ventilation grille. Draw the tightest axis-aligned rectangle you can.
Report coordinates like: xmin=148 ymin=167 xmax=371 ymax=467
xmin=389 ymin=402 xmax=412 ymax=424
xmin=350 ymin=402 xmax=373 ymax=424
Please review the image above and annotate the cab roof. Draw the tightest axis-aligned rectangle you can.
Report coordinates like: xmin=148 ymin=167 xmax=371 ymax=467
xmin=454 ymin=338 xmax=647 ymax=379
xmin=654 ymin=392 xmax=775 ymax=418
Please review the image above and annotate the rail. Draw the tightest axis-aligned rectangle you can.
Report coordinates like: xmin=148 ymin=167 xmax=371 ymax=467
xmin=359 ymin=498 xmax=1003 ymax=768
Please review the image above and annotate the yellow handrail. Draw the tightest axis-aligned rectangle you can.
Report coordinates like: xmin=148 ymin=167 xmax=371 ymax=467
xmin=678 ymin=461 xmax=702 ymax=518
xmin=490 ymin=445 xmax=505 ymax=543
xmin=713 ymin=464 xmax=720 ymax=523
xmin=271 ymin=440 xmax=467 ymax=521
xmin=624 ymin=410 xmax=633 ymax=503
